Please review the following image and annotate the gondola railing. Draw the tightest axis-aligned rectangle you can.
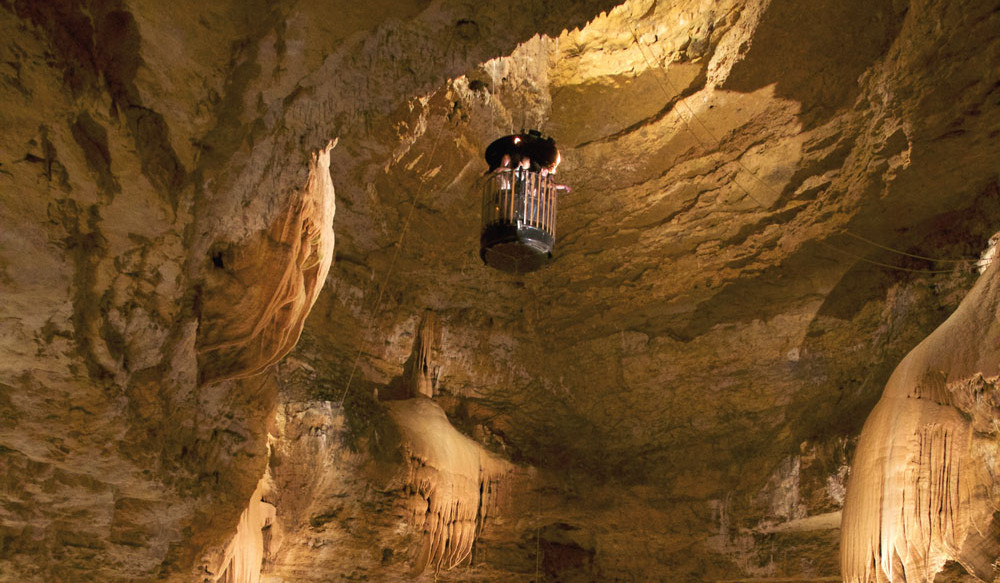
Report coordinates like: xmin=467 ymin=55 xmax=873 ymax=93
xmin=480 ymin=168 xmax=558 ymax=240
xmin=479 ymin=131 xmax=566 ymax=273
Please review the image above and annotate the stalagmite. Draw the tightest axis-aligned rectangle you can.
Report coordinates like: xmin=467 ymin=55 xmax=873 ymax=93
xmin=405 ymin=311 xmax=439 ymax=398
xmin=841 ymin=251 xmax=1000 ymax=582
xmin=383 ymin=310 xmax=523 ymax=575
xmin=211 ymin=313 xmax=526 ymax=579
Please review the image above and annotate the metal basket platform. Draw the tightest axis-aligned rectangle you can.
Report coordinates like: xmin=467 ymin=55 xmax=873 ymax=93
xmin=480 ymin=168 xmax=559 ymax=273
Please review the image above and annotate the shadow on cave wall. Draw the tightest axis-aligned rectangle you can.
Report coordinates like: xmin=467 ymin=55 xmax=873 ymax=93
xmin=682 ymin=180 xmax=1000 ymax=345
xmin=723 ymin=0 xmax=907 ymax=129
xmin=670 ymin=179 xmax=1000 ymax=480
xmin=787 ymin=183 xmax=1000 ymax=446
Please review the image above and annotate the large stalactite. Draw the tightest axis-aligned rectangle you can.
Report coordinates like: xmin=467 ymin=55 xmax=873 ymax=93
xmin=387 ymin=397 xmax=525 ymax=575
xmin=842 ymin=255 xmax=1000 ymax=582
xmin=196 ymin=141 xmax=338 ymax=384
xmin=210 ymin=474 xmax=276 ymax=583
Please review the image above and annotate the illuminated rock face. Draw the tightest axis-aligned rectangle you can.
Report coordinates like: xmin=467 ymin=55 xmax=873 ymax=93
xmin=2 ymin=0 xmax=1000 ymax=581
xmin=209 ymin=312 xmax=526 ymax=582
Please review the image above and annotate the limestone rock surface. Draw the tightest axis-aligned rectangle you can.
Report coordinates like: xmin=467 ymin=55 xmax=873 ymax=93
xmin=1 ymin=0 xmax=1000 ymax=581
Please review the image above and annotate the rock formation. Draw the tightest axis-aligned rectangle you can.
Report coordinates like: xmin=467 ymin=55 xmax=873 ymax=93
xmin=242 ymin=314 xmax=525 ymax=580
xmin=196 ymin=141 xmax=337 ymax=384
xmin=211 ymin=475 xmax=276 ymax=583
xmin=842 ymin=249 xmax=1000 ymax=582
xmin=387 ymin=397 xmax=523 ymax=575
xmin=1 ymin=0 xmax=999 ymax=580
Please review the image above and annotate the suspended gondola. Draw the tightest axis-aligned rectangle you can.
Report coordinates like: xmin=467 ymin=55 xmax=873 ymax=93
xmin=479 ymin=130 xmax=569 ymax=274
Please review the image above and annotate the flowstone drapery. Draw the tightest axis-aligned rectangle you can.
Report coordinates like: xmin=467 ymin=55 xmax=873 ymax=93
xmin=386 ymin=397 xmax=523 ymax=575
xmin=385 ymin=310 xmax=524 ymax=575
xmin=842 ymin=258 xmax=1000 ymax=582
xmin=197 ymin=141 xmax=338 ymax=384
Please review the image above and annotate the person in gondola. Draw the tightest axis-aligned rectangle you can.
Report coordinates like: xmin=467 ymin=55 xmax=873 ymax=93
xmin=479 ymin=131 xmax=566 ymax=273
xmin=484 ymin=135 xmax=519 ymax=174
xmin=484 ymin=131 xmax=557 ymax=172
xmin=483 ymin=131 xmax=568 ymax=193
xmin=521 ymin=131 xmax=559 ymax=175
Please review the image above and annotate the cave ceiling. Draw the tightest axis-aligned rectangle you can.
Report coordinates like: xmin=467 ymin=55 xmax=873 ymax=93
xmin=301 ymin=0 xmax=1000 ymax=491
xmin=2 ymin=0 xmax=1000 ymax=580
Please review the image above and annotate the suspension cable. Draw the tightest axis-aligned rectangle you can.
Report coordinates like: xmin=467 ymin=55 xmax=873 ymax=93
xmin=338 ymin=64 xmax=454 ymax=407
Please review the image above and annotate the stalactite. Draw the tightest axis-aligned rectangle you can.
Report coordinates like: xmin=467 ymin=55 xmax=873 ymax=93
xmin=213 ymin=472 xmax=276 ymax=583
xmin=406 ymin=311 xmax=438 ymax=398
xmin=385 ymin=397 xmax=523 ymax=576
xmin=841 ymin=258 xmax=1000 ymax=582
xmin=197 ymin=140 xmax=338 ymax=384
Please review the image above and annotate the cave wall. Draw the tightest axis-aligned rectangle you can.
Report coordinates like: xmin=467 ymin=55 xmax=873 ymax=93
xmin=1 ymin=0 xmax=999 ymax=581
xmin=0 ymin=0 xmax=620 ymax=580
xmin=291 ymin=0 xmax=1000 ymax=579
